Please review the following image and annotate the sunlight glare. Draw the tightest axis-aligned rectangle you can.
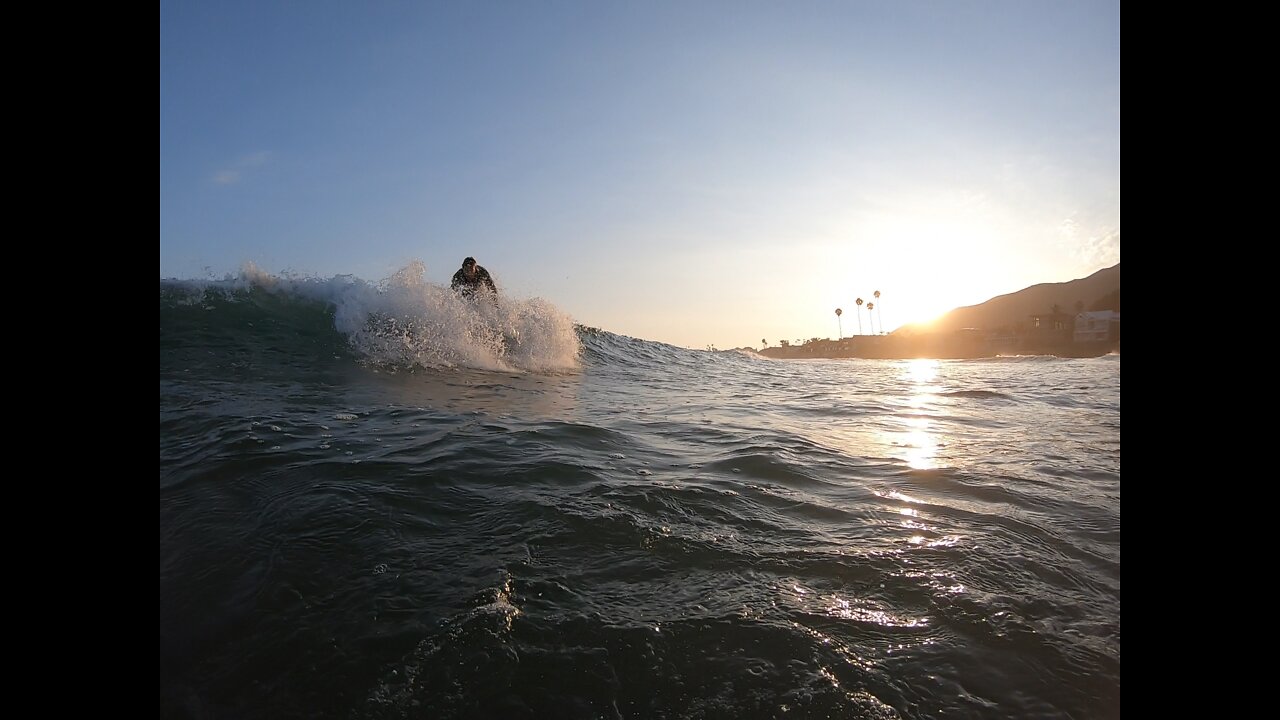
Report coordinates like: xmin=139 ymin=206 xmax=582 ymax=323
xmin=851 ymin=200 xmax=1015 ymax=330
xmin=898 ymin=360 xmax=941 ymax=469
xmin=903 ymin=420 xmax=939 ymax=470
xmin=905 ymin=359 xmax=939 ymax=384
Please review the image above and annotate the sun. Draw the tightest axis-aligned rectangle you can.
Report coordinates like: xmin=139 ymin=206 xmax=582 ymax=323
xmin=852 ymin=203 xmax=1014 ymax=331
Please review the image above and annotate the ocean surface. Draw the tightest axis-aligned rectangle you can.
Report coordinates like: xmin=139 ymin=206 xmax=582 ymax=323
xmin=160 ymin=265 xmax=1120 ymax=719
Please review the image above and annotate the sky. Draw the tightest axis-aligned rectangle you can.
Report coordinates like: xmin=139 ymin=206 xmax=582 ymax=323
xmin=160 ymin=1 xmax=1120 ymax=350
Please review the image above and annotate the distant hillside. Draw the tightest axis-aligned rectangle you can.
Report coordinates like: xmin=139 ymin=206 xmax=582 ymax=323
xmin=904 ymin=263 xmax=1120 ymax=335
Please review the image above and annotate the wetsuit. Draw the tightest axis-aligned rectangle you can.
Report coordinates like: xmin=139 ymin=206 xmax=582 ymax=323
xmin=451 ymin=265 xmax=498 ymax=298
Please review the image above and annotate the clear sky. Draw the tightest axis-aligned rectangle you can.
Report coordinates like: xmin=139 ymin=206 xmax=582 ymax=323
xmin=160 ymin=1 xmax=1119 ymax=350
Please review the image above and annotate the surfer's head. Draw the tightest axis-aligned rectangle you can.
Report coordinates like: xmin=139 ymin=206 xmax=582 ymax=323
xmin=462 ymin=257 xmax=477 ymax=276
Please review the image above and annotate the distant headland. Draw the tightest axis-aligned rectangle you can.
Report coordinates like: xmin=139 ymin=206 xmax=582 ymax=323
xmin=746 ymin=263 xmax=1120 ymax=360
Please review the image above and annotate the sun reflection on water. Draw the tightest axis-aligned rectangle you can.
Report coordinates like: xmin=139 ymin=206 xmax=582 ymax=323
xmin=899 ymin=360 xmax=942 ymax=469
xmin=905 ymin=358 xmax=939 ymax=385
xmin=902 ymin=417 xmax=939 ymax=470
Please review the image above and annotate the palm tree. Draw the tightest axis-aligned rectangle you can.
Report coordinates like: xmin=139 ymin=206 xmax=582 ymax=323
xmin=874 ymin=290 xmax=882 ymax=333
xmin=1046 ymin=304 xmax=1064 ymax=332
xmin=762 ymin=338 xmax=767 ymax=349
xmin=867 ymin=302 xmax=876 ymax=334
xmin=835 ymin=308 xmax=843 ymax=338
xmin=855 ymin=297 xmax=864 ymax=335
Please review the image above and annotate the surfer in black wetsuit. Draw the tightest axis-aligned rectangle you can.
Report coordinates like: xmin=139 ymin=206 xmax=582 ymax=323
xmin=451 ymin=257 xmax=498 ymax=298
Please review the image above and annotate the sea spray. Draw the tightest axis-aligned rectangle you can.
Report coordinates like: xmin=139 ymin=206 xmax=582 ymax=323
xmin=164 ymin=261 xmax=581 ymax=373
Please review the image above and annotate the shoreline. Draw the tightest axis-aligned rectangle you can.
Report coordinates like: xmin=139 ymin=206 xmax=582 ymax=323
xmin=754 ymin=334 xmax=1119 ymax=360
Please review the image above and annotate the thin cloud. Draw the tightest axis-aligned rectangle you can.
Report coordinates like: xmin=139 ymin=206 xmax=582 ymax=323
xmin=237 ymin=151 xmax=271 ymax=167
xmin=211 ymin=151 xmax=272 ymax=186
xmin=1079 ymin=228 xmax=1120 ymax=268
xmin=1059 ymin=217 xmax=1119 ymax=268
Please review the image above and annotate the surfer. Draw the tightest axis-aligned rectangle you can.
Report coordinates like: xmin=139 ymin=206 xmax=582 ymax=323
xmin=450 ymin=257 xmax=498 ymax=299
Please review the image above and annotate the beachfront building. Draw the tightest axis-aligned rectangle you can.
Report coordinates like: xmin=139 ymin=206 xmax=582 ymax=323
xmin=1073 ymin=311 xmax=1120 ymax=343
xmin=1027 ymin=311 xmax=1074 ymax=344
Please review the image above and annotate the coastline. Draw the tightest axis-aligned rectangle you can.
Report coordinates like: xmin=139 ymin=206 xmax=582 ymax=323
xmin=756 ymin=333 xmax=1119 ymax=360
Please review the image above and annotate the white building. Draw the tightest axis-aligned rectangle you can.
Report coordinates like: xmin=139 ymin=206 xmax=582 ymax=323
xmin=1074 ymin=311 xmax=1119 ymax=342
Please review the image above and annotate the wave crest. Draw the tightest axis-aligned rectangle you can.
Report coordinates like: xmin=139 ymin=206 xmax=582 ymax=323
xmin=162 ymin=261 xmax=582 ymax=373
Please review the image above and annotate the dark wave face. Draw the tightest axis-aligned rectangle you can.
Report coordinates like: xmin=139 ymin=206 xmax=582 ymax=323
xmin=161 ymin=268 xmax=1120 ymax=719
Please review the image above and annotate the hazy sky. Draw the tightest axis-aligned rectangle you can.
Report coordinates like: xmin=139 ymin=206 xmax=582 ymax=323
xmin=160 ymin=1 xmax=1119 ymax=350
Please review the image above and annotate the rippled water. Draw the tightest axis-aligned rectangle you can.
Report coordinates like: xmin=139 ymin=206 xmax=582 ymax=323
xmin=160 ymin=278 xmax=1120 ymax=719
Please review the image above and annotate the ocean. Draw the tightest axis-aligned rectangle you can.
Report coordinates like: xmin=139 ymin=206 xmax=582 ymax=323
xmin=160 ymin=265 xmax=1120 ymax=719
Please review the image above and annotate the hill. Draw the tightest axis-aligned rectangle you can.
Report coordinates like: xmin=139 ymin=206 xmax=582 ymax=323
xmin=905 ymin=263 xmax=1120 ymax=335
xmin=759 ymin=263 xmax=1120 ymax=360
